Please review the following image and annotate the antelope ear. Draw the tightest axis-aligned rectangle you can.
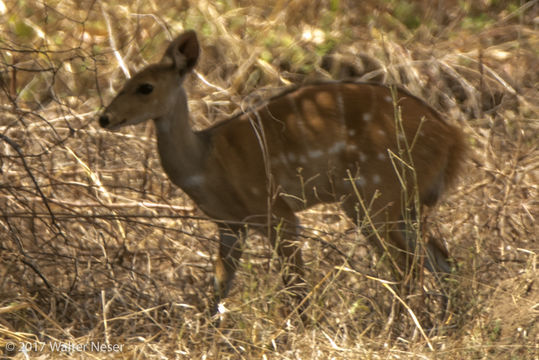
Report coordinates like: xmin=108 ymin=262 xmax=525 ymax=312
xmin=161 ymin=30 xmax=199 ymax=74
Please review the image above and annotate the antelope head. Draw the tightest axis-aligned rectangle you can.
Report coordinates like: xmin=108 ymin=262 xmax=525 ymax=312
xmin=99 ymin=30 xmax=200 ymax=130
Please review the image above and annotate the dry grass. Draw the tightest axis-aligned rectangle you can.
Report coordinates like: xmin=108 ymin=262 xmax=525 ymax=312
xmin=1 ymin=0 xmax=537 ymax=358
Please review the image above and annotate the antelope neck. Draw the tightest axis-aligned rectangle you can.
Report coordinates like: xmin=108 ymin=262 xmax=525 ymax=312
xmin=153 ymin=89 xmax=207 ymax=188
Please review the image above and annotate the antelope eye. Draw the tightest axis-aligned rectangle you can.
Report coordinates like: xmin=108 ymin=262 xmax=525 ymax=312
xmin=136 ymin=83 xmax=154 ymax=95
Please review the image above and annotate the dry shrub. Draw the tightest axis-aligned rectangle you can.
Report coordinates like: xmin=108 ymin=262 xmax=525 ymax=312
xmin=1 ymin=0 xmax=537 ymax=358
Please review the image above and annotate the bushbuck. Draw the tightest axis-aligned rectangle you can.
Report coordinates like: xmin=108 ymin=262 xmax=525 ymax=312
xmin=98 ymin=30 xmax=464 ymax=317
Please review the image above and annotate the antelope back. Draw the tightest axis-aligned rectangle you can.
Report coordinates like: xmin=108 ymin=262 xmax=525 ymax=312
xmin=198 ymin=81 xmax=464 ymax=222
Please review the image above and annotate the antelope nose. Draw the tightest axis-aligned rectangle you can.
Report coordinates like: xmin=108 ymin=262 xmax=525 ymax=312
xmin=99 ymin=114 xmax=110 ymax=128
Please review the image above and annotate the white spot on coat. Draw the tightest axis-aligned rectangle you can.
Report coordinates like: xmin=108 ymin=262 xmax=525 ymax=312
xmin=356 ymin=177 xmax=367 ymax=187
xmin=336 ymin=90 xmax=345 ymax=124
xmin=372 ymin=174 xmax=381 ymax=185
xmin=309 ymin=149 xmax=324 ymax=158
xmin=363 ymin=113 xmax=372 ymax=122
xmin=377 ymin=152 xmax=385 ymax=161
xmin=279 ymin=152 xmax=288 ymax=164
xmin=359 ymin=152 xmax=368 ymax=162
xmin=287 ymin=152 xmax=297 ymax=162
xmin=347 ymin=143 xmax=358 ymax=152
xmin=328 ymin=141 xmax=346 ymax=155
xmin=183 ymin=174 xmax=205 ymax=187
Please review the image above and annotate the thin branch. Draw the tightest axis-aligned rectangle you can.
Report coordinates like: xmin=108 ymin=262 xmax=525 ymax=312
xmin=0 ymin=133 xmax=62 ymax=235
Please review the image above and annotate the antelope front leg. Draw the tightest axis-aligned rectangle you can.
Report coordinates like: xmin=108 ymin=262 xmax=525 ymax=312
xmin=211 ymin=225 xmax=245 ymax=315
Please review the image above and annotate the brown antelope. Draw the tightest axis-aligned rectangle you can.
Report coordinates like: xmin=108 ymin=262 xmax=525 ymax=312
xmin=98 ymin=30 xmax=465 ymax=317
